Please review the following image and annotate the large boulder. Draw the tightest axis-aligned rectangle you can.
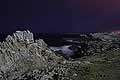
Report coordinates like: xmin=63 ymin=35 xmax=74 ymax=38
xmin=0 ymin=30 xmax=58 ymax=80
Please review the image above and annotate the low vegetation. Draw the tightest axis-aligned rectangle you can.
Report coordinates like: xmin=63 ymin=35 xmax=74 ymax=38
xmin=65 ymin=50 xmax=120 ymax=80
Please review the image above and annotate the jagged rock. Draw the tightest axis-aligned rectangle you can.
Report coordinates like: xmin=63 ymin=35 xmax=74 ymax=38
xmin=0 ymin=30 xmax=58 ymax=80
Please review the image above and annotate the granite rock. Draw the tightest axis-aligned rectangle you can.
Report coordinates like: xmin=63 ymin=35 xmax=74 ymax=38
xmin=0 ymin=30 xmax=58 ymax=80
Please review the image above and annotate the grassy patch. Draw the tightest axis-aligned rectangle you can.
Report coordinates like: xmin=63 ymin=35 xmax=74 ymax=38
xmin=66 ymin=50 xmax=120 ymax=80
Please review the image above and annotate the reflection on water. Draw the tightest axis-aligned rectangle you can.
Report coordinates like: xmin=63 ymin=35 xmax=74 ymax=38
xmin=50 ymin=45 xmax=73 ymax=55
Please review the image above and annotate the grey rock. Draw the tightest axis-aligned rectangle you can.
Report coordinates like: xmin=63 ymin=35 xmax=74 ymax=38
xmin=0 ymin=30 xmax=58 ymax=80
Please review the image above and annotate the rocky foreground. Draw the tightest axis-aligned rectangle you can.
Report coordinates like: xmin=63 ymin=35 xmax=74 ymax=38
xmin=0 ymin=30 xmax=60 ymax=80
xmin=0 ymin=31 xmax=120 ymax=80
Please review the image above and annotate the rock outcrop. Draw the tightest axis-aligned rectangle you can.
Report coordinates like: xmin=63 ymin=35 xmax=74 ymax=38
xmin=52 ymin=32 xmax=120 ymax=59
xmin=0 ymin=30 xmax=58 ymax=80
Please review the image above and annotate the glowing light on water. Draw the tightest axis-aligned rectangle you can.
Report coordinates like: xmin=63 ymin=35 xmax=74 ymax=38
xmin=50 ymin=45 xmax=73 ymax=55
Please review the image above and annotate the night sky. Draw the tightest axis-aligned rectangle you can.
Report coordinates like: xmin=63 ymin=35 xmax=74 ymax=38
xmin=0 ymin=0 xmax=120 ymax=33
